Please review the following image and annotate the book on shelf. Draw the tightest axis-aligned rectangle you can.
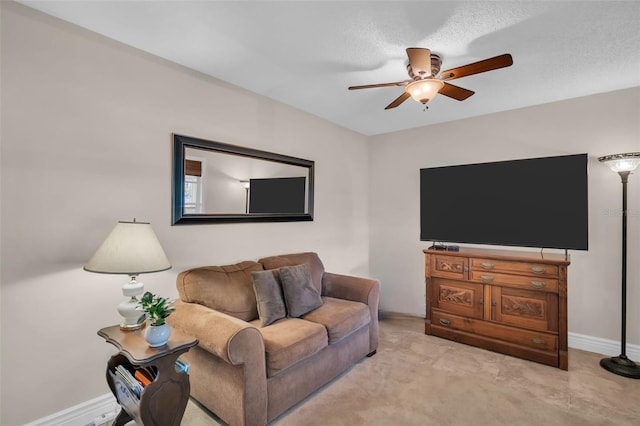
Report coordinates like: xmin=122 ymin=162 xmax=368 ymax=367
xmin=111 ymin=362 xmax=187 ymax=403
xmin=115 ymin=365 xmax=143 ymax=398
xmin=134 ymin=369 xmax=152 ymax=387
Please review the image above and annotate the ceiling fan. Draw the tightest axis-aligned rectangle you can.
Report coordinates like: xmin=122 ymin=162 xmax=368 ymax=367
xmin=348 ymin=48 xmax=513 ymax=110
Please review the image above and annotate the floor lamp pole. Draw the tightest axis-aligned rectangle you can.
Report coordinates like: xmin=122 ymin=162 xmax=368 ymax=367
xmin=620 ymin=172 xmax=628 ymax=358
xmin=599 ymin=162 xmax=640 ymax=378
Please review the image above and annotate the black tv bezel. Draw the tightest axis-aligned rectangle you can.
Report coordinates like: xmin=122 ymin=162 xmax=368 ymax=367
xmin=419 ymin=153 xmax=589 ymax=251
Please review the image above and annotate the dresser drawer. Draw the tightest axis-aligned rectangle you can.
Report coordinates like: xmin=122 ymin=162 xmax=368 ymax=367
xmin=471 ymin=258 xmax=558 ymax=278
xmin=430 ymin=255 xmax=468 ymax=280
xmin=469 ymin=270 xmax=559 ymax=293
xmin=432 ymin=310 xmax=558 ymax=352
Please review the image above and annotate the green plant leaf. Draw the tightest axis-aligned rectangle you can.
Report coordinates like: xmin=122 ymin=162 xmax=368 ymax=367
xmin=136 ymin=291 xmax=174 ymax=325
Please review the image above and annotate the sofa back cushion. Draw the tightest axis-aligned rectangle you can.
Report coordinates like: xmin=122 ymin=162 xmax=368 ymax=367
xmin=251 ymin=269 xmax=287 ymax=326
xmin=176 ymin=261 xmax=262 ymax=321
xmin=279 ymin=263 xmax=323 ymax=317
xmin=258 ymin=252 xmax=325 ymax=293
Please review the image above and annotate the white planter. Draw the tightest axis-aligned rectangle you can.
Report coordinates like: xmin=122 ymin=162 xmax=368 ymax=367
xmin=144 ymin=323 xmax=171 ymax=347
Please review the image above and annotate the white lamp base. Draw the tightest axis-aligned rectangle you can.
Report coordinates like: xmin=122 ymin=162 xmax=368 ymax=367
xmin=117 ymin=276 xmax=144 ymax=330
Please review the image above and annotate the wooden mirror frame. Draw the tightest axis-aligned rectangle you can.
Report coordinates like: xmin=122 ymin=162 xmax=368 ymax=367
xmin=172 ymin=134 xmax=314 ymax=225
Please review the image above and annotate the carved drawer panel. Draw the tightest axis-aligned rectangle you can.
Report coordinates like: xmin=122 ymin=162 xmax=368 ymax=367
xmin=469 ymin=270 xmax=558 ymax=293
xmin=431 ymin=255 xmax=468 ymax=279
xmin=491 ymin=287 xmax=558 ymax=332
xmin=471 ymin=258 xmax=558 ymax=278
xmin=432 ymin=278 xmax=483 ymax=319
xmin=432 ymin=310 xmax=558 ymax=352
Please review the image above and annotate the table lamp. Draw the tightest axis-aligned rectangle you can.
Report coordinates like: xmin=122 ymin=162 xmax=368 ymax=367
xmin=84 ymin=219 xmax=171 ymax=330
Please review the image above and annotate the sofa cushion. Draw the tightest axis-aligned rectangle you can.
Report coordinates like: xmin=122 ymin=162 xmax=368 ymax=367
xmin=302 ymin=297 xmax=370 ymax=344
xmin=176 ymin=261 xmax=262 ymax=321
xmin=259 ymin=252 xmax=325 ymax=294
xmin=252 ymin=318 xmax=328 ymax=377
xmin=251 ymin=269 xmax=287 ymax=327
xmin=279 ymin=263 xmax=323 ymax=317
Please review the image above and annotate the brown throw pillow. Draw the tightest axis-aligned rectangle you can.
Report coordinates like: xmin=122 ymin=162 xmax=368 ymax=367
xmin=279 ymin=263 xmax=323 ymax=317
xmin=251 ymin=270 xmax=287 ymax=327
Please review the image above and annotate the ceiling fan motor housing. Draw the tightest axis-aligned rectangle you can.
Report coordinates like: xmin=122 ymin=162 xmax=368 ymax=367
xmin=407 ymin=54 xmax=442 ymax=80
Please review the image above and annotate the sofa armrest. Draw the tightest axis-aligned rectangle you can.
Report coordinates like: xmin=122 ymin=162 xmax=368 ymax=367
xmin=168 ymin=300 xmax=265 ymax=365
xmin=322 ymin=272 xmax=379 ymax=305
xmin=168 ymin=300 xmax=268 ymax=425
xmin=322 ymin=272 xmax=380 ymax=354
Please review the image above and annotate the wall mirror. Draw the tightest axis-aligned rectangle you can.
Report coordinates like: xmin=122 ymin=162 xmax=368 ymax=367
xmin=172 ymin=134 xmax=314 ymax=224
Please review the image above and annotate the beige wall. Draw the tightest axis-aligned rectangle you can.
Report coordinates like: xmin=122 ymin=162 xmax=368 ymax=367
xmin=0 ymin=3 xmax=369 ymax=424
xmin=2 ymin=2 xmax=640 ymax=425
xmin=369 ymin=87 xmax=640 ymax=344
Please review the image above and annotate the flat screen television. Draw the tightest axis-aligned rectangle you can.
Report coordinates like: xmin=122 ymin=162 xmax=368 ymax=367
xmin=249 ymin=177 xmax=306 ymax=214
xmin=420 ymin=154 xmax=589 ymax=250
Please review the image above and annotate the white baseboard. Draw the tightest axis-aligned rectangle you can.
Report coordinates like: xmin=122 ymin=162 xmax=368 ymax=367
xmin=27 ymin=333 xmax=640 ymax=425
xmin=25 ymin=393 xmax=119 ymax=426
xmin=568 ymin=332 xmax=640 ymax=359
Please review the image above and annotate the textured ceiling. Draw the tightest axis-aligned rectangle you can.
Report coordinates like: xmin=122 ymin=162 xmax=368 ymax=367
xmin=18 ymin=1 xmax=640 ymax=136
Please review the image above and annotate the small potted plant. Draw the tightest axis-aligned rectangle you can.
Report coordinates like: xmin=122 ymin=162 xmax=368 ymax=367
xmin=137 ymin=291 xmax=175 ymax=347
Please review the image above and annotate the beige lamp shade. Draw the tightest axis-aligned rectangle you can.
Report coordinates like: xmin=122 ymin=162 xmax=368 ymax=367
xmin=84 ymin=220 xmax=171 ymax=275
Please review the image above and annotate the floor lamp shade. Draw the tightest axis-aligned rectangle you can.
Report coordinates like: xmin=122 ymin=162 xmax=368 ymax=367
xmin=84 ymin=220 xmax=171 ymax=330
xmin=597 ymin=152 xmax=640 ymax=379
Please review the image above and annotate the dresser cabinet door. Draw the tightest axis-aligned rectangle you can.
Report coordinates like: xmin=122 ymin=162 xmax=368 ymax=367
xmin=491 ymin=286 xmax=558 ymax=332
xmin=432 ymin=278 xmax=484 ymax=319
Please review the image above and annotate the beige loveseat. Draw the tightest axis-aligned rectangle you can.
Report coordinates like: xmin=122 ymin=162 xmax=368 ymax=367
xmin=168 ymin=252 xmax=380 ymax=426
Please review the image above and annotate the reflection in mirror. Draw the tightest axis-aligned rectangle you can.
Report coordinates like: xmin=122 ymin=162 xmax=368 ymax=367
xmin=173 ymin=134 xmax=314 ymax=224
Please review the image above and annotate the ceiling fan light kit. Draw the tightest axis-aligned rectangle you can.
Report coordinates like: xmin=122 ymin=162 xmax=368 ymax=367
xmin=406 ymin=79 xmax=444 ymax=104
xmin=348 ymin=47 xmax=513 ymax=110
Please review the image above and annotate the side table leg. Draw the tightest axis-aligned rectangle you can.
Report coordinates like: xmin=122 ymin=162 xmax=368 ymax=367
xmin=112 ymin=408 xmax=132 ymax=426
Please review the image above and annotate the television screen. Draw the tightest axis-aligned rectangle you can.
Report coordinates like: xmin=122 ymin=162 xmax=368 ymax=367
xmin=420 ymin=154 xmax=589 ymax=250
xmin=249 ymin=177 xmax=306 ymax=214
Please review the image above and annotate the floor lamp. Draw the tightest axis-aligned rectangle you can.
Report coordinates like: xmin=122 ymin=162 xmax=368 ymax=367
xmin=598 ymin=152 xmax=640 ymax=379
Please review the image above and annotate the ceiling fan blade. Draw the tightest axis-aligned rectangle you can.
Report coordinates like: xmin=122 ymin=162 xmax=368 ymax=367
xmin=348 ymin=81 xmax=410 ymax=90
xmin=438 ymin=82 xmax=475 ymax=101
xmin=384 ymin=92 xmax=411 ymax=110
xmin=440 ymin=53 xmax=513 ymax=81
xmin=406 ymin=47 xmax=432 ymax=78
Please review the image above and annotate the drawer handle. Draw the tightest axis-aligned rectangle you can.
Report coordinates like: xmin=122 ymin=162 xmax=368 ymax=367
xmin=480 ymin=262 xmax=495 ymax=270
xmin=530 ymin=266 xmax=546 ymax=274
xmin=480 ymin=275 xmax=494 ymax=282
xmin=439 ymin=318 xmax=451 ymax=326
xmin=530 ymin=281 xmax=546 ymax=289
xmin=532 ymin=338 xmax=546 ymax=345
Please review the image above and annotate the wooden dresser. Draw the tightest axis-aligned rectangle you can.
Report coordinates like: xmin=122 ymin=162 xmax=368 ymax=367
xmin=424 ymin=247 xmax=570 ymax=369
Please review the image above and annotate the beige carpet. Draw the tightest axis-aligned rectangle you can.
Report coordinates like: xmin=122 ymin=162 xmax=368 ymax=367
xmin=176 ymin=316 xmax=640 ymax=425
